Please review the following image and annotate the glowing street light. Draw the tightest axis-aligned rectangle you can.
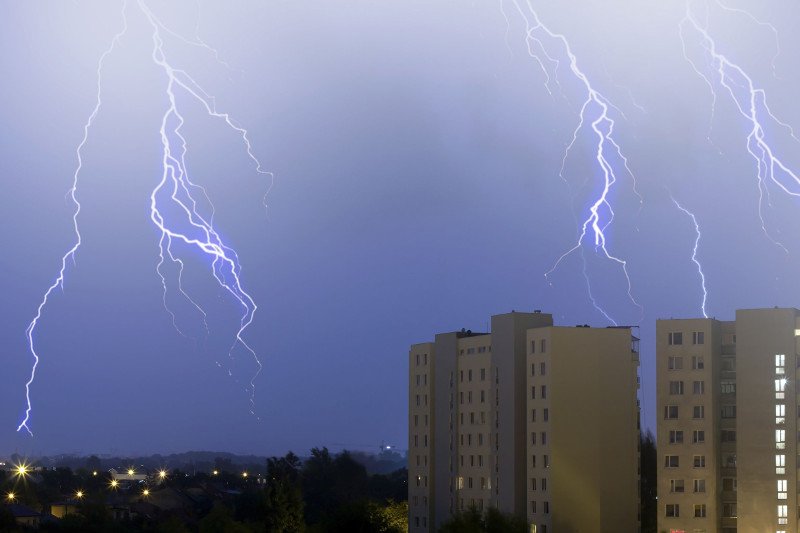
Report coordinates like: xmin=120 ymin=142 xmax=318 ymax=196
xmin=109 ymin=479 xmax=119 ymax=489
xmin=75 ymin=491 xmax=84 ymax=499
xmin=212 ymin=470 xmax=219 ymax=476
xmin=127 ymin=468 xmax=135 ymax=476
xmin=158 ymin=470 xmax=167 ymax=480
xmin=242 ymin=472 xmax=248 ymax=478
xmin=142 ymin=489 xmax=150 ymax=497
xmin=6 ymin=492 xmax=15 ymax=502
xmin=92 ymin=471 xmax=98 ymax=477
xmin=14 ymin=463 xmax=29 ymax=478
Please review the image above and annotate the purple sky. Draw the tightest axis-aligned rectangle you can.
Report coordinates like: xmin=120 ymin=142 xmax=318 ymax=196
xmin=1 ymin=0 xmax=799 ymax=456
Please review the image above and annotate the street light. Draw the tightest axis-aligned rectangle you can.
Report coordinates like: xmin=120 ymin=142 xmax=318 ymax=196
xmin=158 ymin=470 xmax=167 ymax=480
xmin=75 ymin=491 xmax=84 ymax=499
xmin=14 ymin=463 xmax=29 ymax=478
xmin=127 ymin=468 xmax=135 ymax=476
xmin=142 ymin=489 xmax=150 ymax=497
xmin=242 ymin=472 xmax=248 ymax=478
xmin=109 ymin=479 xmax=119 ymax=489
xmin=212 ymin=470 xmax=219 ymax=476
xmin=6 ymin=492 xmax=15 ymax=502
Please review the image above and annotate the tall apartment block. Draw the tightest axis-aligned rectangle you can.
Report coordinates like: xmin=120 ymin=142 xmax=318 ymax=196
xmin=409 ymin=311 xmax=640 ymax=532
xmin=657 ymin=307 xmax=800 ymax=533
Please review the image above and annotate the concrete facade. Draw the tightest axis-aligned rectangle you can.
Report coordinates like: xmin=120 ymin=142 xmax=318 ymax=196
xmin=657 ymin=308 xmax=800 ymax=533
xmin=409 ymin=311 xmax=640 ymax=533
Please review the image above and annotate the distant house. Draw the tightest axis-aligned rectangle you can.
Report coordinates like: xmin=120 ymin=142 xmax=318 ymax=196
xmin=109 ymin=468 xmax=148 ymax=482
xmin=49 ymin=500 xmax=80 ymax=519
xmin=6 ymin=503 xmax=42 ymax=528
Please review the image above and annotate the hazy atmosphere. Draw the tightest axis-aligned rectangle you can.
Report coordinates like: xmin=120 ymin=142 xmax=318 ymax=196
xmin=2 ymin=0 xmax=799 ymax=456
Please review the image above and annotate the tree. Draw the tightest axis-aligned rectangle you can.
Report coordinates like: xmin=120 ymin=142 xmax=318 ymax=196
xmin=199 ymin=503 xmax=250 ymax=533
xmin=264 ymin=452 xmax=305 ymax=532
xmin=640 ymin=430 xmax=657 ymax=533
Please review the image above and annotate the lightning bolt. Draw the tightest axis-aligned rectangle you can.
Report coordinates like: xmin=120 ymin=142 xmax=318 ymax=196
xmin=680 ymin=0 xmax=800 ymax=252
xmin=17 ymin=3 xmax=129 ymax=436
xmin=670 ymin=195 xmax=708 ymax=318
xmin=19 ymin=0 xmax=269 ymax=434
xmin=509 ymin=0 xmax=643 ymax=325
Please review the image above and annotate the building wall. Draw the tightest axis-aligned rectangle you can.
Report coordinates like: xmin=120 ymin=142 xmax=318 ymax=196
xmin=530 ymin=326 xmax=639 ymax=533
xmin=409 ymin=342 xmax=434 ymax=532
xmin=656 ymin=318 xmax=724 ymax=533
xmin=736 ymin=308 xmax=800 ymax=533
xmin=411 ymin=311 xmax=640 ymax=532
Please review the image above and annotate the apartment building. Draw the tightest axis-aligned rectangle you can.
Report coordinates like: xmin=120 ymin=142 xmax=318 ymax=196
xmin=657 ymin=307 xmax=800 ymax=533
xmin=409 ymin=311 xmax=640 ymax=532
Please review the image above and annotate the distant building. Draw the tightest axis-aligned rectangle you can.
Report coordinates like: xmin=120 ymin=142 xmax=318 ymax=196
xmin=409 ymin=311 xmax=640 ymax=532
xmin=657 ymin=307 xmax=800 ymax=533
xmin=4 ymin=503 xmax=42 ymax=528
xmin=110 ymin=468 xmax=148 ymax=482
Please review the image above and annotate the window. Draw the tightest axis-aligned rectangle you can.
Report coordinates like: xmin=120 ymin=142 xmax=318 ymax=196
xmin=777 ymin=479 xmax=787 ymax=499
xmin=692 ymin=331 xmax=705 ymax=345
xmin=669 ymin=430 xmax=684 ymax=444
xmin=692 ymin=355 xmax=704 ymax=370
xmin=670 ymin=479 xmax=685 ymax=493
xmin=776 ymin=404 xmax=785 ymax=424
xmin=776 ymin=354 xmax=785 ymax=368
xmin=468 ymin=369 xmax=473 ymax=382
xmin=540 ymin=339 xmax=546 ymax=353
xmin=531 ymin=409 xmax=536 ymax=422
xmin=692 ymin=405 xmax=704 ymax=419
xmin=531 ymin=363 xmax=535 ymax=376
xmin=669 ymin=332 xmax=684 ymax=345
xmin=693 ymin=381 xmax=704 ymax=394
xmin=543 ymin=408 xmax=549 ymax=422
xmin=722 ymin=477 xmax=737 ymax=491
xmin=543 ymin=455 xmax=549 ymax=468
xmin=692 ymin=430 xmax=705 ymax=444
xmin=541 ymin=432 xmax=547 ymax=445
xmin=694 ymin=504 xmax=706 ymax=517
xmin=721 ymin=405 xmax=736 ymax=419
xmin=665 ymin=455 xmax=679 ymax=468
xmin=543 ymin=501 xmax=549 ymax=514
xmin=540 ymin=362 xmax=546 ymax=375
xmin=481 ymin=390 xmax=485 ymax=404
xmin=721 ymin=358 xmax=735 ymax=371
xmin=778 ymin=504 xmax=787 ymax=518
xmin=721 ymin=381 xmax=735 ymax=394
xmin=666 ymin=504 xmax=680 ymax=517
xmin=669 ymin=381 xmax=684 ymax=395
xmin=480 ymin=368 xmax=485 ymax=381
xmin=541 ymin=386 xmax=547 ymax=399
xmin=531 ymin=341 xmax=536 ymax=354
xmin=665 ymin=405 xmax=679 ymax=419
xmin=693 ymin=479 xmax=706 ymax=493
xmin=693 ymin=455 xmax=706 ymax=468
xmin=668 ymin=356 xmax=684 ymax=370
xmin=722 ymin=503 xmax=737 ymax=518
xmin=531 ymin=386 xmax=536 ymax=400
xmin=541 ymin=478 xmax=547 ymax=491
xmin=531 ymin=432 xmax=537 ymax=445
xmin=416 ymin=354 xmax=420 ymax=366
xmin=721 ymin=430 xmax=736 ymax=443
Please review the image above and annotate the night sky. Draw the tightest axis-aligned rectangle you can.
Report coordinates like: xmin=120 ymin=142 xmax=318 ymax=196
xmin=2 ymin=0 xmax=799 ymax=456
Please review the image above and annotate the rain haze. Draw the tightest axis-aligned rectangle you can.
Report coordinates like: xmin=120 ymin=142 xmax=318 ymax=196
xmin=1 ymin=0 xmax=799 ymax=456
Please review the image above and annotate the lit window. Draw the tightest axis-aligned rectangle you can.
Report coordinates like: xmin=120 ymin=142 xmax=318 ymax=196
xmin=777 ymin=479 xmax=787 ymax=499
xmin=776 ymin=354 xmax=785 ymax=368
xmin=778 ymin=504 xmax=788 ymax=518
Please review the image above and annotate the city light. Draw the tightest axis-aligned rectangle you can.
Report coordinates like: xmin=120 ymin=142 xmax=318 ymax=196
xmin=212 ymin=470 xmax=219 ymax=476
xmin=75 ymin=490 xmax=84 ymax=499
xmin=158 ymin=470 xmax=167 ymax=479
xmin=127 ymin=468 xmax=135 ymax=476
xmin=14 ymin=462 xmax=29 ymax=478
xmin=92 ymin=471 xmax=98 ymax=476
xmin=142 ymin=489 xmax=150 ymax=497
xmin=109 ymin=479 xmax=119 ymax=489
xmin=6 ymin=492 xmax=15 ymax=502
xmin=242 ymin=472 xmax=248 ymax=478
